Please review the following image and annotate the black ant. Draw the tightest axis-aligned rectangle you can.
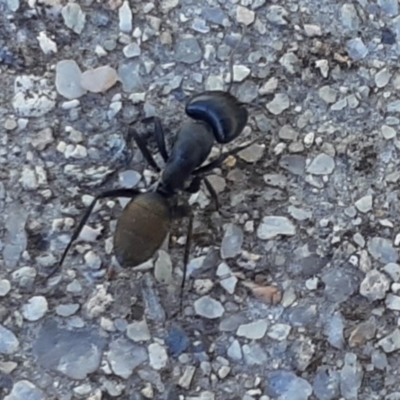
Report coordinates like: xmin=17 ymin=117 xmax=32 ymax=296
xmin=48 ymin=26 xmax=264 ymax=308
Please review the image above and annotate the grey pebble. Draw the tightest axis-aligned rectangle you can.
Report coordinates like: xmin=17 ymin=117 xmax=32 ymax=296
xmin=0 ymin=325 xmax=19 ymax=355
xmin=236 ymin=319 xmax=268 ymax=340
xmin=378 ymin=329 xmax=400 ymax=353
xmin=148 ymin=342 xmax=168 ymax=370
xmin=126 ymin=319 xmax=151 ymax=342
xmin=307 ymin=154 xmax=335 ymax=175
xmin=360 ymin=269 xmax=390 ymax=301
xmin=267 ymin=5 xmax=289 ymax=25
xmin=279 ymin=154 xmax=306 ymax=175
xmin=267 ymin=93 xmax=290 ymax=115
xmin=368 ymin=237 xmax=398 ymax=264
xmin=107 ymin=338 xmax=148 ymax=379
xmin=123 ymin=43 xmax=141 ymax=58
xmin=203 ymin=7 xmax=227 ymax=26
xmin=267 ymin=370 xmax=312 ymax=400
xmin=354 ymin=195 xmax=372 ymax=213
xmin=257 ymin=216 xmax=296 ymax=240
xmin=0 ymin=279 xmax=11 ymax=297
xmin=383 ymin=262 xmax=400 ymax=281
xmin=340 ymin=4 xmax=360 ymax=31
xmin=313 ymin=367 xmax=340 ymax=400
xmin=55 ymin=60 xmax=86 ymax=100
xmin=174 ymin=36 xmax=202 ymax=64
xmin=242 ymin=343 xmax=268 ymax=365
xmin=267 ymin=323 xmax=291 ymax=341
xmin=386 ymin=294 xmax=400 ymax=310
xmin=227 ymin=340 xmax=242 ymax=360
xmin=375 ymin=68 xmax=392 ymax=88
xmin=340 ymin=353 xmax=363 ymax=399
xmin=118 ymin=62 xmax=143 ymax=92
xmin=119 ymin=1 xmax=132 ymax=32
xmin=56 ymin=304 xmax=80 ymax=317
xmin=194 ymin=296 xmax=225 ymax=319
xmin=61 ymin=3 xmax=86 ymax=34
xmin=220 ymin=223 xmax=243 ymax=259
xmin=33 ymin=319 xmax=106 ymax=379
xmin=378 ymin=0 xmax=398 ymax=16
xmin=346 ymin=38 xmax=368 ymax=61
xmin=22 ymin=296 xmax=48 ymax=321
xmin=318 ymin=86 xmax=337 ymax=104
xmin=4 ymin=380 xmax=45 ymax=400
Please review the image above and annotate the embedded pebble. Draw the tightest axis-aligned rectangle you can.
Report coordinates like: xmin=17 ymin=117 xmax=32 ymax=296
xmin=307 ymin=154 xmax=335 ymax=175
xmin=148 ymin=343 xmax=168 ymax=370
xmin=382 ymin=124 xmax=396 ymax=139
xmin=368 ymin=237 xmax=398 ymax=264
xmin=127 ymin=319 xmax=151 ymax=342
xmin=4 ymin=380 xmax=45 ymax=400
xmin=266 ymin=93 xmax=290 ymax=115
xmin=257 ymin=216 xmax=296 ymax=240
xmin=119 ymin=1 xmax=133 ymax=32
xmin=347 ymin=38 xmax=368 ymax=60
xmin=267 ymin=324 xmax=291 ymax=341
xmin=354 ymin=195 xmax=372 ymax=213
xmin=378 ymin=329 xmax=400 ymax=353
xmin=22 ymin=296 xmax=48 ymax=321
xmin=0 ymin=325 xmax=19 ymax=354
xmin=236 ymin=6 xmax=255 ymax=25
xmin=56 ymin=304 xmax=80 ymax=317
xmin=359 ymin=270 xmax=390 ymax=301
xmin=267 ymin=5 xmax=288 ymax=25
xmin=55 ymin=60 xmax=86 ymax=99
xmin=216 ymin=262 xmax=238 ymax=294
xmin=237 ymin=319 xmax=268 ymax=340
xmin=81 ymin=66 xmax=118 ymax=93
xmin=62 ymin=3 xmax=86 ymax=34
xmin=194 ymin=296 xmax=225 ymax=319
xmin=0 ymin=280 xmax=11 ymax=297
xmin=220 ymin=224 xmax=243 ymax=259
xmin=174 ymin=36 xmax=203 ymax=64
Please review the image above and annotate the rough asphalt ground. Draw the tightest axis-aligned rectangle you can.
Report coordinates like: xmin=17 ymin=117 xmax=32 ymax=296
xmin=2 ymin=0 xmax=400 ymax=399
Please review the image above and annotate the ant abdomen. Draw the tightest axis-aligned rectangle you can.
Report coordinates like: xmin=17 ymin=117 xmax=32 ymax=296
xmin=113 ymin=192 xmax=172 ymax=267
xmin=185 ymin=91 xmax=249 ymax=144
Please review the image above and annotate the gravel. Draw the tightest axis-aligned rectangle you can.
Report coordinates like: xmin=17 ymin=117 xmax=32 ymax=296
xmin=2 ymin=0 xmax=400 ymax=398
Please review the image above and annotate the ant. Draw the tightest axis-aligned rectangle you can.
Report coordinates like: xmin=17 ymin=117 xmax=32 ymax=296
xmin=48 ymin=26 xmax=264 ymax=309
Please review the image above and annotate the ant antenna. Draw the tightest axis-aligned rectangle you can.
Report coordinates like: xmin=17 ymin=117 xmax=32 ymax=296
xmin=226 ymin=24 xmax=248 ymax=94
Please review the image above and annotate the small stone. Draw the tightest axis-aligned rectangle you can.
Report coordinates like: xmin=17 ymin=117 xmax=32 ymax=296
xmin=304 ymin=24 xmax=322 ymax=37
xmin=354 ymin=195 xmax=373 ymax=213
xmin=236 ymin=6 xmax=255 ymax=25
xmin=238 ymin=143 xmax=265 ymax=163
xmin=368 ymin=237 xmax=398 ymax=264
xmin=267 ymin=324 xmax=291 ymax=341
xmin=6 ymin=0 xmax=19 ymax=12
xmin=313 ymin=367 xmax=340 ymax=400
xmin=257 ymin=216 xmax=296 ymax=240
xmin=237 ymin=319 xmax=268 ymax=340
xmin=339 ymin=353 xmax=363 ymax=399
xmin=216 ymin=263 xmax=237 ymax=294
xmin=383 ymin=263 xmax=400 ymax=281
xmin=154 ymin=250 xmax=173 ymax=285
xmin=220 ymin=224 xmax=243 ymax=259
xmin=194 ymin=296 xmax=225 ymax=319
xmin=279 ymin=125 xmax=298 ymax=141
xmin=123 ymin=43 xmax=141 ymax=58
xmin=382 ymin=125 xmax=396 ymax=139
xmin=127 ymin=319 xmax=151 ymax=342
xmin=386 ymin=294 xmax=400 ymax=310
xmin=232 ymin=65 xmax=251 ymax=82
xmin=84 ymin=251 xmax=102 ymax=269
xmin=227 ymin=340 xmax=242 ymax=360
xmin=81 ymin=66 xmax=118 ymax=93
xmin=347 ymin=38 xmax=368 ymax=61
xmin=4 ymin=118 xmax=17 ymax=130
xmin=179 ymin=366 xmax=196 ymax=389
xmin=348 ymin=318 xmax=377 ymax=347
xmin=174 ymin=36 xmax=202 ymax=65
xmin=307 ymin=153 xmax=335 ymax=175
xmin=0 ymin=280 xmax=11 ymax=297
xmin=32 ymin=128 xmax=54 ymax=150
xmin=318 ymin=86 xmax=337 ymax=104
xmin=4 ymin=380 xmax=45 ymax=400
xmin=378 ymin=0 xmax=398 ymax=16
xmin=0 ymin=325 xmax=19 ymax=354
xmin=375 ymin=68 xmax=392 ymax=88
xmin=61 ymin=3 xmax=86 ymax=34
xmin=378 ymin=329 xmax=400 ymax=353
xmin=56 ymin=304 xmax=80 ymax=317
xmin=259 ymin=77 xmax=278 ymax=95
xmin=22 ymin=296 xmax=48 ymax=321
xmin=119 ymin=1 xmax=132 ymax=32
xmin=267 ymin=93 xmax=290 ymax=115
xmin=340 ymin=4 xmax=360 ymax=31
xmin=360 ymin=270 xmax=390 ymax=301
xmin=37 ymin=31 xmax=57 ymax=54
xmin=266 ymin=5 xmax=288 ymax=25
xmin=55 ymin=60 xmax=86 ymax=100
xmin=148 ymin=342 xmax=168 ymax=370
xmin=267 ymin=371 xmax=312 ymax=399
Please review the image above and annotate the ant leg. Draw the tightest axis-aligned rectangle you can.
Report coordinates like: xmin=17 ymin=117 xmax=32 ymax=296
xmin=226 ymin=24 xmax=248 ymax=94
xmin=46 ymin=188 xmax=142 ymax=281
xmin=128 ymin=127 xmax=161 ymax=172
xmin=185 ymin=177 xmax=219 ymax=211
xmin=192 ymin=139 xmax=259 ymax=175
xmin=180 ymin=212 xmax=194 ymax=312
xmin=141 ymin=116 xmax=169 ymax=162
xmin=203 ymin=178 xmax=220 ymax=211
